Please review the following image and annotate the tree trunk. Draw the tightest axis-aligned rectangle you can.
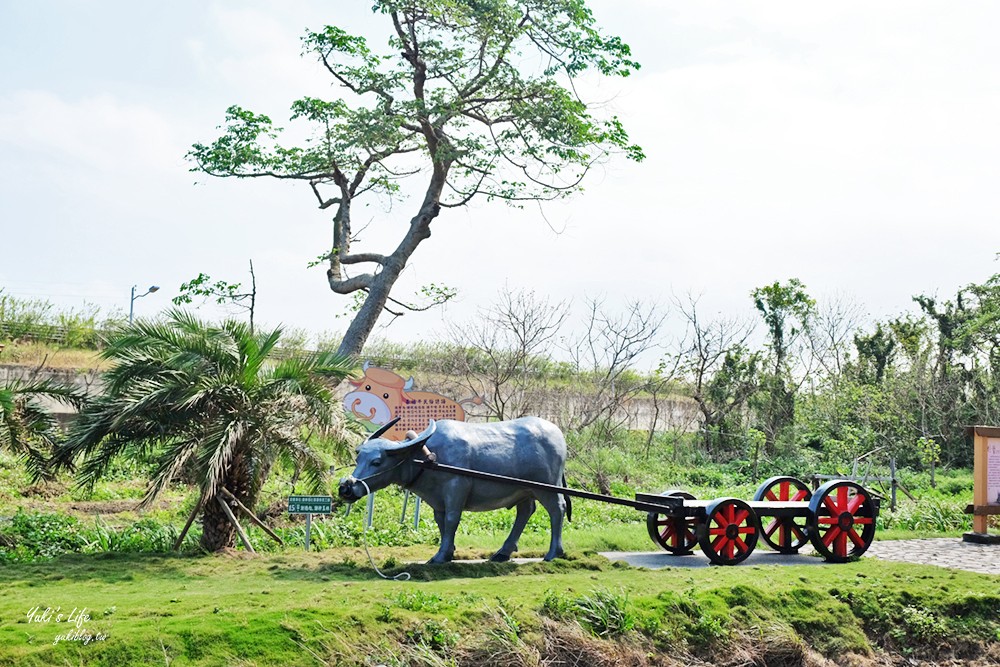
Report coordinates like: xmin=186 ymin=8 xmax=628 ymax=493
xmin=198 ymin=454 xmax=255 ymax=552
xmin=200 ymin=494 xmax=236 ymax=551
xmin=336 ymin=197 xmax=442 ymax=357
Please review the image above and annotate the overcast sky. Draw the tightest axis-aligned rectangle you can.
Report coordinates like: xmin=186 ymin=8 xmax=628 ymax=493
xmin=2 ymin=1 xmax=998 ymax=368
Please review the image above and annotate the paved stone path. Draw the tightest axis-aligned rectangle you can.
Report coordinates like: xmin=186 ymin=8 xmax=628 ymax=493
xmin=864 ymin=538 xmax=1000 ymax=575
xmin=598 ymin=550 xmax=826 ymax=569
xmin=598 ymin=539 xmax=999 ymax=575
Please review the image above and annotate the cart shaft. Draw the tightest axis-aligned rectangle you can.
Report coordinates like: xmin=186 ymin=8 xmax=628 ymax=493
xmin=415 ymin=460 xmax=679 ymax=514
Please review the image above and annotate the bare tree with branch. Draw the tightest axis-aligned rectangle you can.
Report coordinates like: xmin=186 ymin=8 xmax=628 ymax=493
xmin=675 ymin=295 xmax=759 ymax=455
xmin=188 ymin=2 xmax=643 ymax=356
xmin=449 ymin=287 xmax=568 ymax=421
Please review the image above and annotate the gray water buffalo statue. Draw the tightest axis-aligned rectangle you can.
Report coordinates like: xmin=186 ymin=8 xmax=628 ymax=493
xmin=338 ymin=416 xmax=571 ymax=563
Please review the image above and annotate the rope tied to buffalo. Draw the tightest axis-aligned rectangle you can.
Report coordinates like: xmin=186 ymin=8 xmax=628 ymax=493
xmin=357 ymin=479 xmax=411 ymax=582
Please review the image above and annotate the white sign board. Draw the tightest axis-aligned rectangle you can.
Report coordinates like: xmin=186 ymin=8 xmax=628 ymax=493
xmin=987 ymin=438 xmax=1000 ymax=506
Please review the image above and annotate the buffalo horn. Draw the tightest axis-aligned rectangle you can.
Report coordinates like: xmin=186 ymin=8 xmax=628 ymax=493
xmin=385 ymin=420 xmax=436 ymax=455
xmin=367 ymin=416 xmax=401 ymax=441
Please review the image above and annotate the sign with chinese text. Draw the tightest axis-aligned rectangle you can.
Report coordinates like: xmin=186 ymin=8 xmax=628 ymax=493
xmin=287 ymin=495 xmax=332 ymax=515
xmin=343 ymin=363 xmax=481 ymax=440
xmin=987 ymin=438 xmax=1000 ymax=506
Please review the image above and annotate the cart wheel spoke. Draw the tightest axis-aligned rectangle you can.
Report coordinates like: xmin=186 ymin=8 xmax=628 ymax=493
xmin=847 ymin=527 xmax=866 ymax=549
xmin=847 ymin=493 xmax=866 ymax=514
xmin=835 ymin=531 xmax=848 ymax=558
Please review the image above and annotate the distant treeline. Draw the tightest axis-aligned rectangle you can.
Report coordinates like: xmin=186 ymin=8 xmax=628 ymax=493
xmin=5 ymin=266 xmax=1000 ymax=478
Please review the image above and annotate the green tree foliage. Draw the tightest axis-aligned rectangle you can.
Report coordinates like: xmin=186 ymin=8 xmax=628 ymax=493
xmin=751 ymin=279 xmax=816 ymax=449
xmin=752 ymin=278 xmax=816 ymax=372
xmin=173 ymin=260 xmax=257 ymax=332
xmin=51 ymin=310 xmax=356 ymax=551
xmin=664 ymin=265 xmax=1000 ymax=473
xmin=189 ymin=0 xmax=643 ymax=357
xmin=701 ymin=347 xmax=760 ymax=454
xmin=854 ymin=323 xmax=896 ymax=384
xmin=0 ymin=379 xmax=83 ymax=481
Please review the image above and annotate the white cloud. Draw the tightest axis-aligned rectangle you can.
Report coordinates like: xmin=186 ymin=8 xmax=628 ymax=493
xmin=0 ymin=91 xmax=183 ymax=174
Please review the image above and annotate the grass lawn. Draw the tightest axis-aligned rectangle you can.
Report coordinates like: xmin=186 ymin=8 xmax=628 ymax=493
xmin=1 ymin=548 xmax=998 ymax=667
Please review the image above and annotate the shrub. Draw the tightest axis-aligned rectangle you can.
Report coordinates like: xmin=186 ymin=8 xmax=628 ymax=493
xmin=0 ymin=510 xmax=87 ymax=562
xmin=84 ymin=517 xmax=181 ymax=553
xmin=571 ymin=588 xmax=635 ymax=637
xmin=540 ymin=589 xmax=574 ymax=620
xmin=404 ymin=618 xmax=458 ymax=652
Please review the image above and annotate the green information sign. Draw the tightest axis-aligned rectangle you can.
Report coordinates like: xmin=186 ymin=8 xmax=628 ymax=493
xmin=287 ymin=495 xmax=332 ymax=515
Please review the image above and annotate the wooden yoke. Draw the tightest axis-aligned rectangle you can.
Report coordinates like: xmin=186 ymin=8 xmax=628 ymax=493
xmin=406 ymin=429 xmax=437 ymax=463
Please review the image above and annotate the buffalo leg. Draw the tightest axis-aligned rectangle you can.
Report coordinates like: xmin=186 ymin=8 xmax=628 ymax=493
xmin=536 ymin=491 xmax=566 ymax=561
xmin=428 ymin=507 xmax=462 ymax=564
xmin=490 ymin=499 xmax=536 ymax=562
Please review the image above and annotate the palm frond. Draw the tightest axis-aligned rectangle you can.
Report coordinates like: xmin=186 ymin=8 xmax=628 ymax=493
xmin=195 ymin=418 xmax=246 ymax=500
xmin=140 ymin=437 xmax=200 ymax=508
xmin=271 ymin=433 xmax=330 ymax=495
xmin=0 ymin=378 xmax=85 ymax=480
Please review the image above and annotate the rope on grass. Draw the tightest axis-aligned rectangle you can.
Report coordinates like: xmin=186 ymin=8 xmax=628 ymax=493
xmin=357 ymin=479 xmax=411 ymax=582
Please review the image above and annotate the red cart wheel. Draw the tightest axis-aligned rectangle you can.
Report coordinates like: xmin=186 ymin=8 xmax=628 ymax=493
xmin=752 ymin=476 xmax=812 ymax=554
xmin=807 ymin=480 xmax=877 ymax=562
xmin=697 ymin=497 xmax=758 ymax=565
xmin=646 ymin=490 xmax=697 ymax=555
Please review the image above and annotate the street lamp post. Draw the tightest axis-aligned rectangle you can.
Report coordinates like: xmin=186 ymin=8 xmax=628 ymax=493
xmin=129 ymin=284 xmax=160 ymax=324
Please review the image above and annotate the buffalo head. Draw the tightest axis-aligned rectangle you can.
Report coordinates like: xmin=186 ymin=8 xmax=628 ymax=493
xmin=338 ymin=419 xmax=436 ymax=502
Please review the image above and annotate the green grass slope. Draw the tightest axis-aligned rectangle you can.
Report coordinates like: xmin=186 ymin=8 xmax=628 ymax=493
xmin=1 ymin=550 xmax=997 ymax=666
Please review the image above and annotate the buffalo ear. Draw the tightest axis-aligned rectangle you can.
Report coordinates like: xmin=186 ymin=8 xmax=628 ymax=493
xmin=367 ymin=417 xmax=401 ymax=441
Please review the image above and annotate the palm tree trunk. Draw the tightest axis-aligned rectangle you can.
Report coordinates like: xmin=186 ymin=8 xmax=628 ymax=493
xmin=199 ymin=455 xmax=255 ymax=551
xmin=200 ymin=495 xmax=237 ymax=551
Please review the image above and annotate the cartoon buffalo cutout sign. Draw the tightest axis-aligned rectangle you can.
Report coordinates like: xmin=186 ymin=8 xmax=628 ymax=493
xmin=343 ymin=362 xmax=481 ymax=441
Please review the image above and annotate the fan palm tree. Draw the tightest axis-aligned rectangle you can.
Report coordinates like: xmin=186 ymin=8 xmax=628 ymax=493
xmin=52 ymin=310 xmax=356 ymax=551
xmin=0 ymin=378 xmax=83 ymax=481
